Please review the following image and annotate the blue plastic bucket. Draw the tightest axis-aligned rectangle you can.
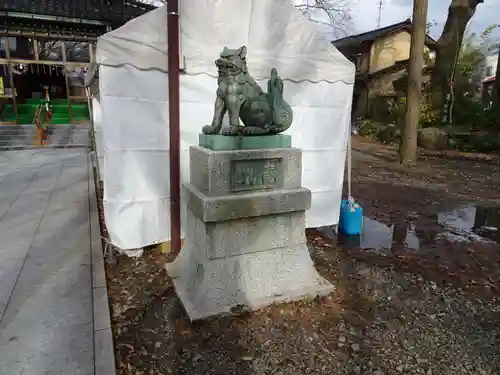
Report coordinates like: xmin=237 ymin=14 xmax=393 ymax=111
xmin=339 ymin=199 xmax=363 ymax=235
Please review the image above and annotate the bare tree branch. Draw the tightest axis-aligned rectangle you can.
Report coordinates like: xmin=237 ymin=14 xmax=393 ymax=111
xmin=294 ymin=0 xmax=353 ymax=37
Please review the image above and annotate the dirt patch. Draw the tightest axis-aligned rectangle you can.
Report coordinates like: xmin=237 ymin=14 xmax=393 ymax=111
xmin=353 ymin=136 xmax=500 ymax=164
xmin=100 ymin=146 xmax=500 ymax=375
xmin=349 ymin=139 xmax=500 ymax=230
xmin=105 ymin=241 xmax=500 ymax=375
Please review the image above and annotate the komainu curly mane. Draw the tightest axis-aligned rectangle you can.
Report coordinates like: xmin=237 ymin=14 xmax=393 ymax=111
xmin=202 ymin=45 xmax=293 ymax=136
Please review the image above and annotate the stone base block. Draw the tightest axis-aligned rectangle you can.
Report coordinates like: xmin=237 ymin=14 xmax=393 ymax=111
xmin=166 ymin=215 xmax=334 ymax=321
xmin=199 ymin=134 xmax=291 ymax=151
xmin=185 ymin=182 xmax=311 ymax=222
xmin=189 ymin=146 xmax=302 ymax=197
xmin=187 ymin=210 xmax=306 ymax=259
xmin=166 ymin=145 xmax=333 ymax=321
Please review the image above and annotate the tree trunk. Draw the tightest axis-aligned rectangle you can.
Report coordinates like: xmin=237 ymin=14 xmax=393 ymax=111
xmin=495 ymin=47 xmax=500 ymax=98
xmin=429 ymin=0 xmax=484 ymax=119
xmin=399 ymin=0 xmax=428 ymax=165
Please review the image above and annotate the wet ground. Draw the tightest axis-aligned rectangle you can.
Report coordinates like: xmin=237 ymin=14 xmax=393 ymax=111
xmin=103 ymin=139 xmax=500 ymax=375
xmin=321 ymin=203 xmax=500 ymax=252
xmin=437 ymin=204 xmax=500 ymax=243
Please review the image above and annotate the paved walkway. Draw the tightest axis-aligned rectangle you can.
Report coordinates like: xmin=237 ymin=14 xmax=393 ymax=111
xmin=0 ymin=149 xmax=94 ymax=375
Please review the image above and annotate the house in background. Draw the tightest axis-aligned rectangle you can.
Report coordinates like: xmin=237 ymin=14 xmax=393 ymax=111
xmin=482 ymin=76 xmax=496 ymax=106
xmin=483 ymin=54 xmax=498 ymax=81
xmin=481 ymin=54 xmax=498 ymax=106
xmin=333 ymin=19 xmax=437 ymax=120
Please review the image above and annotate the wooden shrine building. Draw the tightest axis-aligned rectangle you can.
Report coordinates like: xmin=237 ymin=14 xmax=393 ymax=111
xmin=0 ymin=0 xmax=155 ymax=124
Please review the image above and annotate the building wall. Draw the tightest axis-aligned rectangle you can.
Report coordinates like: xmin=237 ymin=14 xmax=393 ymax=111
xmin=343 ymin=28 xmax=435 ymax=118
xmin=357 ymin=52 xmax=370 ymax=75
xmin=484 ymin=55 xmax=498 ymax=80
xmin=369 ymin=30 xmax=433 ymax=74
xmin=369 ymin=31 xmax=411 ymax=74
xmin=368 ymin=70 xmax=407 ymax=101
xmin=337 ymin=45 xmax=372 ymax=75
xmin=367 ymin=70 xmax=407 ymax=120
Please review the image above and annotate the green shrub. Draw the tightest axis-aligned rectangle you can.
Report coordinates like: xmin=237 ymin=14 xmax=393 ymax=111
xmin=390 ymin=97 xmax=438 ymax=129
xmin=447 ymin=131 xmax=500 ymax=153
xmin=369 ymin=96 xmax=395 ymax=122
xmin=480 ymin=104 xmax=500 ymax=130
xmin=471 ymin=133 xmax=500 ymax=152
xmin=390 ymin=97 xmax=406 ymax=128
xmin=450 ymin=95 xmax=500 ymax=131
xmin=376 ymin=124 xmax=400 ymax=144
xmin=358 ymin=120 xmax=384 ymax=137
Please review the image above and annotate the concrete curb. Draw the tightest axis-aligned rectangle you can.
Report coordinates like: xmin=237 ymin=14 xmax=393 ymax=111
xmin=0 ymin=144 xmax=89 ymax=151
xmin=88 ymin=151 xmax=116 ymax=375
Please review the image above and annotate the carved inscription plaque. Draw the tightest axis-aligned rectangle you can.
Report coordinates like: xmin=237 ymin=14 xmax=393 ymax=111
xmin=231 ymin=158 xmax=281 ymax=192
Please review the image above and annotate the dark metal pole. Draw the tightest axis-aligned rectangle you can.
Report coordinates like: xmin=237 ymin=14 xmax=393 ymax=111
xmin=167 ymin=0 xmax=181 ymax=258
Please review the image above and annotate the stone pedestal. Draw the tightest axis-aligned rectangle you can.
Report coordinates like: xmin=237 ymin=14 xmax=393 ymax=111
xmin=166 ymin=138 xmax=334 ymax=320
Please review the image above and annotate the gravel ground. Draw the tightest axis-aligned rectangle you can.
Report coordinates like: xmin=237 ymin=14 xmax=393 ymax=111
xmin=101 ymin=140 xmax=500 ymax=375
xmin=105 ymin=242 xmax=500 ymax=375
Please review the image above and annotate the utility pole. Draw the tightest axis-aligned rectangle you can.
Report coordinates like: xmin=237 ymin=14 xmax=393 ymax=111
xmin=495 ymin=46 xmax=500 ymax=99
xmin=377 ymin=0 xmax=383 ymax=28
xmin=399 ymin=0 xmax=429 ymax=165
xmin=167 ymin=0 xmax=181 ymax=259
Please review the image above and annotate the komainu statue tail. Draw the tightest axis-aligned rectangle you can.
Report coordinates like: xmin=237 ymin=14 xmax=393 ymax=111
xmin=267 ymin=68 xmax=293 ymax=134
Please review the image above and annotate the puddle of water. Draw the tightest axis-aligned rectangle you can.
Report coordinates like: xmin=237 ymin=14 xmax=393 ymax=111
xmin=320 ymin=219 xmax=420 ymax=251
xmin=319 ymin=204 xmax=499 ymax=251
xmin=437 ymin=205 xmax=500 ymax=244
xmin=334 ymin=218 xmax=420 ymax=251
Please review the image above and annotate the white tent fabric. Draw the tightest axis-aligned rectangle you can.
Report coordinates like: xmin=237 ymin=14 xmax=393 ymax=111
xmin=97 ymin=0 xmax=355 ymax=250
xmin=92 ymin=97 xmax=104 ymax=182
xmin=97 ymin=1 xmax=354 ymax=83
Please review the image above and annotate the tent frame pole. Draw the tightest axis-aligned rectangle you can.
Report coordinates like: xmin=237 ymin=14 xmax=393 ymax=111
xmin=167 ymin=0 xmax=181 ymax=258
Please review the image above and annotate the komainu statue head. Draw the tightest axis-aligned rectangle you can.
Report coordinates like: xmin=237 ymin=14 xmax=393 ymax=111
xmin=202 ymin=45 xmax=293 ymax=136
xmin=215 ymin=45 xmax=248 ymax=77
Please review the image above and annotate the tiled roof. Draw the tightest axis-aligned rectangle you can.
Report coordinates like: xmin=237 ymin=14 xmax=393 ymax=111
xmin=333 ymin=19 xmax=437 ymax=49
xmin=333 ymin=19 xmax=411 ymax=48
xmin=0 ymin=0 xmax=156 ymax=24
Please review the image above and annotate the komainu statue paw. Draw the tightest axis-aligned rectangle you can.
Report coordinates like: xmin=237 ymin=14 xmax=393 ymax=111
xmin=221 ymin=125 xmax=243 ymax=136
xmin=242 ymin=126 xmax=271 ymax=136
xmin=202 ymin=125 xmax=219 ymax=135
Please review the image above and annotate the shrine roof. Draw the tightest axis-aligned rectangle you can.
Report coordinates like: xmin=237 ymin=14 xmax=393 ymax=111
xmin=0 ymin=0 xmax=156 ymax=25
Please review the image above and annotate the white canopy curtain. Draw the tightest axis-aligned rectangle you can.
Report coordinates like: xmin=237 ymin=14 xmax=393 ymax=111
xmin=96 ymin=0 xmax=355 ymax=250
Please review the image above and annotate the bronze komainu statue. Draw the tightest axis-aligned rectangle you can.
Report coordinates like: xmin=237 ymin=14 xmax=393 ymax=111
xmin=202 ymin=46 xmax=293 ymax=136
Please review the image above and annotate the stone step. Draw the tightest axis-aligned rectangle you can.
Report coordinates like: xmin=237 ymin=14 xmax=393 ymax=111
xmin=0 ymin=125 xmax=90 ymax=132
xmin=0 ymin=124 xmax=90 ymax=149
xmin=0 ymin=127 xmax=89 ymax=134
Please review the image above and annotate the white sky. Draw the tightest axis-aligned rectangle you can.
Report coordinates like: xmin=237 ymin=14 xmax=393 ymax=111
xmin=351 ymin=0 xmax=500 ymax=39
